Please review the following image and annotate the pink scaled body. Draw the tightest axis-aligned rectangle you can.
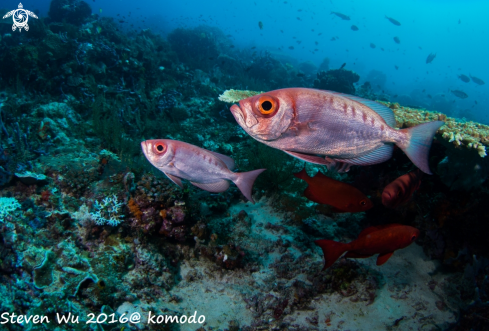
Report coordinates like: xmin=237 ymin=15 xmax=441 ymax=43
xmin=230 ymin=88 xmax=444 ymax=174
xmin=141 ymin=139 xmax=265 ymax=203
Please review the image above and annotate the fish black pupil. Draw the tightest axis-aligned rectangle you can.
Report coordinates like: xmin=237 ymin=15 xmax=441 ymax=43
xmin=157 ymin=145 xmax=164 ymax=152
xmin=262 ymin=101 xmax=273 ymax=111
xmin=412 ymin=236 xmax=416 ymax=241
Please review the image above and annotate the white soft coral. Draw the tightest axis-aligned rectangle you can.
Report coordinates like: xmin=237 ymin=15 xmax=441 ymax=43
xmin=90 ymin=195 xmax=124 ymax=226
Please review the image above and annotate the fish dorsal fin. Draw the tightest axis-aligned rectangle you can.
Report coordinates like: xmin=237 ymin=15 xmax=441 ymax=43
xmin=358 ymin=224 xmax=401 ymax=237
xmin=376 ymin=252 xmax=394 ymax=265
xmin=208 ymin=151 xmax=235 ymax=170
xmin=164 ymin=172 xmax=183 ymax=189
xmin=337 ymin=93 xmax=397 ymax=127
xmin=344 ymin=144 xmax=393 ymax=166
xmin=190 ymin=180 xmax=230 ymax=193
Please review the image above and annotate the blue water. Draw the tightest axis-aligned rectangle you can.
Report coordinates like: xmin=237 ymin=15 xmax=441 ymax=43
xmin=9 ymin=0 xmax=487 ymax=122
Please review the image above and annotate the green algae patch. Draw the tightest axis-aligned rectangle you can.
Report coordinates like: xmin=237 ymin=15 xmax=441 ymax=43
xmin=33 ymin=250 xmax=57 ymax=289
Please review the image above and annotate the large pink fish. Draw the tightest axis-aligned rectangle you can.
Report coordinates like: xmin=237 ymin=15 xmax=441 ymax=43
xmin=229 ymin=88 xmax=444 ymax=174
xmin=141 ymin=139 xmax=265 ymax=203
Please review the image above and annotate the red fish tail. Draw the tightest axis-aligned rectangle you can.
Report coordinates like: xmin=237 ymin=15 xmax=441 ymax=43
xmin=233 ymin=169 xmax=266 ymax=204
xmin=314 ymin=239 xmax=350 ymax=270
xmin=293 ymin=167 xmax=310 ymax=181
xmin=399 ymin=121 xmax=444 ymax=174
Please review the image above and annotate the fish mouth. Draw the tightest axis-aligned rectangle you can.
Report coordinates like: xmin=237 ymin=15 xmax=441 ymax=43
xmin=230 ymin=104 xmax=244 ymax=124
xmin=140 ymin=140 xmax=150 ymax=156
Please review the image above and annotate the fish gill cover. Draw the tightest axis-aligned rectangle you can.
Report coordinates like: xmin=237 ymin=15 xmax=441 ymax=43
xmin=0 ymin=0 xmax=488 ymax=330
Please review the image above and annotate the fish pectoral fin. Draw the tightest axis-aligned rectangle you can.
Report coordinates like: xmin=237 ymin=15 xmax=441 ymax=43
xmin=164 ymin=172 xmax=183 ymax=189
xmin=376 ymin=252 xmax=394 ymax=266
xmin=344 ymin=251 xmax=373 ymax=259
xmin=190 ymin=180 xmax=230 ymax=193
xmin=208 ymin=151 xmax=235 ymax=170
xmin=284 ymin=150 xmax=336 ymax=166
xmin=342 ymin=144 xmax=393 ymax=166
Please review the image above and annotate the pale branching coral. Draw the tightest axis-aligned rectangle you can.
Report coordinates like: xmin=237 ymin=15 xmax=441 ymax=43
xmin=0 ymin=197 xmax=21 ymax=222
xmin=90 ymin=195 xmax=124 ymax=226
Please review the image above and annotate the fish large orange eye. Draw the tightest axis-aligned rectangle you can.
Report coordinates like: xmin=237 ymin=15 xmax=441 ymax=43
xmin=257 ymin=95 xmax=278 ymax=115
xmin=154 ymin=143 xmax=166 ymax=154
xmin=411 ymin=235 xmax=417 ymax=241
xmin=360 ymin=200 xmax=367 ymax=206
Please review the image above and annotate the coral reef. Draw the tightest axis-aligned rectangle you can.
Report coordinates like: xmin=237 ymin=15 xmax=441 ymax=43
xmin=0 ymin=11 xmax=486 ymax=330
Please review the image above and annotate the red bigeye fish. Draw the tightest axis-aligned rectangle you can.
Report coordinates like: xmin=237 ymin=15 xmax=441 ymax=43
xmin=141 ymin=139 xmax=265 ymax=203
xmin=229 ymin=88 xmax=444 ymax=174
xmin=294 ymin=168 xmax=372 ymax=212
xmin=315 ymin=224 xmax=420 ymax=270
xmin=382 ymin=170 xmax=423 ymax=208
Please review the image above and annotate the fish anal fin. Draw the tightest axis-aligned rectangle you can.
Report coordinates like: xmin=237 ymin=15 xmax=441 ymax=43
xmin=284 ymin=150 xmax=335 ymax=166
xmin=376 ymin=252 xmax=394 ymax=266
xmin=164 ymin=172 xmax=183 ymax=188
xmin=190 ymin=180 xmax=230 ymax=193
xmin=344 ymin=251 xmax=373 ymax=259
xmin=208 ymin=151 xmax=235 ymax=170
xmin=344 ymin=144 xmax=393 ymax=166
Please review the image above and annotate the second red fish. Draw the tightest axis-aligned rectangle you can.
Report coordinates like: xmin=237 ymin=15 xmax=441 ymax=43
xmin=294 ymin=168 xmax=373 ymax=212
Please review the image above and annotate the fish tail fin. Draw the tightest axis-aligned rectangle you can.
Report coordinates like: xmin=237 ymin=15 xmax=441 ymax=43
xmin=314 ymin=239 xmax=350 ymax=270
xmin=233 ymin=169 xmax=266 ymax=204
xmin=398 ymin=121 xmax=444 ymax=174
xmin=293 ymin=167 xmax=309 ymax=181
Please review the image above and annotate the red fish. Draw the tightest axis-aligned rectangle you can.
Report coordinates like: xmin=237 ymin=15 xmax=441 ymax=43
xmin=294 ymin=168 xmax=372 ymax=212
xmin=229 ymin=88 xmax=443 ymax=174
xmin=315 ymin=224 xmax=419 ymax=269
xmin=382 ymin=170 xmax=422 ymax=208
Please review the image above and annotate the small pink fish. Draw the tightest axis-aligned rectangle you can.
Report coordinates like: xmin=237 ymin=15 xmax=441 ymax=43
xmin=141 ymin=139 xmax=265 ymax=203
xmin=382 ymin=170 xmax=422 ymax=208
